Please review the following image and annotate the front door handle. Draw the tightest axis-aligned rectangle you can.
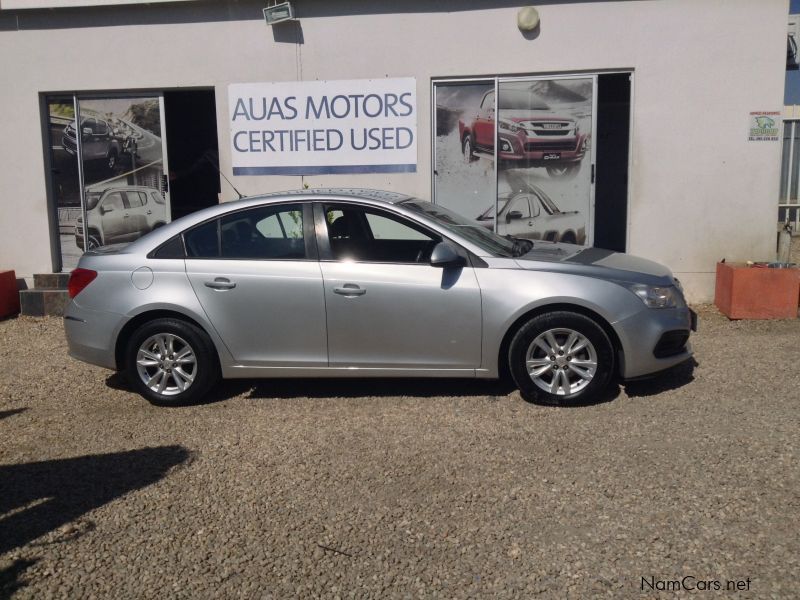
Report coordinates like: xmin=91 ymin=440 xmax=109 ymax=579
xmin=204 ymin=277 xmax=236 ymax=290
xmin=333 ymin=284 xmax=366 ymax=297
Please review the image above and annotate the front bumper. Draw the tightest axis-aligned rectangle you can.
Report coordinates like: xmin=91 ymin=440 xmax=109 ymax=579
xmin=498 ymin=131 xmax=586 ymax=163
xmin=614 ymin=305 xmax=696 ymax=379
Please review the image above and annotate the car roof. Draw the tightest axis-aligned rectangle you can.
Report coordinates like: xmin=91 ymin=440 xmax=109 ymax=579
xmin=247 ymin=188 xmax=414 ymax=204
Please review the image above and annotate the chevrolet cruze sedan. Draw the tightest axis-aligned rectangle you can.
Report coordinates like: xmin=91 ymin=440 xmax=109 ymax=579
xmin=64 ymin=189 xmax=696 ymax=407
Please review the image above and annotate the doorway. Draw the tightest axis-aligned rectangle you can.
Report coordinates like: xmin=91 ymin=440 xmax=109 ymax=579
xmin=163 ymin=90 xmax=220 ymax=221
xmin=44 ymin=89 xmax=221 ymax=272
xmin=432 ymin=71 xmax=632 ymax=252
xmin=593 ymin=73 xmax=631 ymax=252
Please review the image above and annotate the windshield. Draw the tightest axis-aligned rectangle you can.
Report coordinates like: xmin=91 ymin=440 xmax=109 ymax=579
xmin=534 ymin=188 xmax=559 ymax=214
xmin=401 ymin=200 xmax=517 ymax=257
xmin=85 ymin=191 xmax=103 ymax=211
xmin=498 ymin=90 xmax=550 ymax=111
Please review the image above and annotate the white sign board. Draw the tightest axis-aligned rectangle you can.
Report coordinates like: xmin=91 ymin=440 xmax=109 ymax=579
xmin=748 ymin=111 xmax=780 ymax=141
xmin=229 ymin=78 xmax=417 ymax=175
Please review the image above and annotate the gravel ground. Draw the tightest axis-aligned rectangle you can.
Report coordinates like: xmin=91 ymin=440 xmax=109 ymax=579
xmin=1 ymin=306 xmax=799 ymax=599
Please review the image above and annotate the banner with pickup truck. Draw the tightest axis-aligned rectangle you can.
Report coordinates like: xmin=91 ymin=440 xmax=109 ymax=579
xmin=434 ymin=76 xmax=594 ymax=247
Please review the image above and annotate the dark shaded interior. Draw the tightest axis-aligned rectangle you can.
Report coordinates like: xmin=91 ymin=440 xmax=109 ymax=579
xmin=593 ymin=72 xmax=631 ymax=252
xmin=163 ymin=89 xmax=220 ymax=221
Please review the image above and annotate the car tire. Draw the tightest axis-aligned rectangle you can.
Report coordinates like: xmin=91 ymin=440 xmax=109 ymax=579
xmin=546 ymin=164 xmax=580 ymax=179
xmin=87 ymin=233 xmax=101 ymax=250
xmin=508 ymin=311 xmax=614 ymax=406
xmin=125 ymin=318 xmax=220 ymax=406
xmin=560 ymin=232 xmax=577 ymax=244
xmin=462 ymin=134 xmax=475 ymax=163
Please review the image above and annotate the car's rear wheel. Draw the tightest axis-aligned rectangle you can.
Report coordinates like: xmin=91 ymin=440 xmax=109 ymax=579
xmin=559 ymin=232 xmax=577 ymax=244
xmin=508 ymin=311 xmax=614 ymax=406
xmin=126 ymin=318 xmax=219 ymax=406
xmin=462 ymin=134 xmax=475 ymax=163
xmin=546 ymin=164 xmax=580 ymax=179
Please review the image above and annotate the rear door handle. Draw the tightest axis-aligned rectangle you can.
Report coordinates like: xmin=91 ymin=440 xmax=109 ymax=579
xmin=204 ymin=277 xmax=236 ymax=290
xmin=333 ymin=284 xmax=366 ymax=297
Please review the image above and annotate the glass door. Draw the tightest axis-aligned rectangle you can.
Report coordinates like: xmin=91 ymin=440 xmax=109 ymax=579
xmin=432 ymin=80 xmax=496 ymax=222
xmin=45 ymin=96 xmax=82 ymax=271
xmin=433 ymin=75 xmax=597 ymax=247
xmin=75 ymin=95 xmax=171 ymax=252
xmin=497 ymin=76 xmax=595 ymax=246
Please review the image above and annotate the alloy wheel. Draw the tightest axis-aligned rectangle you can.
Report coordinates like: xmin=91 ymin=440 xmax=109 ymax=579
xmin=136 ymin=333 xmax=197 ymax=396
xmin=525 ymin=327 xmax=598 ymax=396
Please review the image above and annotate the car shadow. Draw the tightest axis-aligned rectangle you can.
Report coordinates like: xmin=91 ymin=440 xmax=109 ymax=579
xmin=0 ymin=408 xmax=27 ymax=421
xmin=622 ymin=358 xmax=698 ymax=398
xmin=106 ymin=365 xmax=691 ymax=407
xmin=0 ymin=558 xmax=38 ymax=600
xmin=212 ymin=377 xmax=520 ymax=402
xmin=0 ymin=446 xmax=191 ymax=556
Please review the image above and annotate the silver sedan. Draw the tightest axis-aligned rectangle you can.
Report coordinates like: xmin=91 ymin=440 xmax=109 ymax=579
xmin=64 ymin=188 xmax=696 ymax=406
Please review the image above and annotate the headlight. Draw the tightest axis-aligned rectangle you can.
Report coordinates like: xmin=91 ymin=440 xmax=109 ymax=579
xmin=627 ymin=284 xmax=681 ymax=309
xmin=498 ymin=119 xmax=523 ymax=133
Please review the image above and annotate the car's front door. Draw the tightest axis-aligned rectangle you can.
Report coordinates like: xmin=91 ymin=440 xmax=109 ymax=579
xmin=473 ymin=91 xmax=496 ymax=150
xmin=317 ymin=202 xmax=482 ymax=371
xmin=184 ymin=202 xmax=327 ymax=367
xmin=81 ymin=118 xmax=103 ymax=159
xmin=502 ymin=194 xmax=541 ymax=240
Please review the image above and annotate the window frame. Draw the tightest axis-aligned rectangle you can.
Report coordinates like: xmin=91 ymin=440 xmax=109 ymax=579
xmin=314 ymin=201 xmax=453 ymax=265
xmin=173 ymin=201 xmax=318 ymax=261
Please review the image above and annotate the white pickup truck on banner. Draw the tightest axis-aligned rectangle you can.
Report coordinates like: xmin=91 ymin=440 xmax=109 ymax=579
xmin=229 ymin=78 xmax=417 ymax=175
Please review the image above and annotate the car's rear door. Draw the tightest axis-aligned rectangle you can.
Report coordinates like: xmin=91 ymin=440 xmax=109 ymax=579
xmin=98 ymin=190 xmax=128 ymax=243
xmin=184 ymin=202 xmax=327 ymax=367
xmin=316 ymin=202 xmax=481 ymax=371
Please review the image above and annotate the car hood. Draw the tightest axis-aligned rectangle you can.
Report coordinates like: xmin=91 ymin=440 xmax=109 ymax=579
xmin=514 ymin=242 xmax=675 ymax=286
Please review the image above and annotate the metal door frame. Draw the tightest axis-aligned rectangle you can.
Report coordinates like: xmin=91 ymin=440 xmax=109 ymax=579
xmin=431 ymin=71 xmax=632 ymax=249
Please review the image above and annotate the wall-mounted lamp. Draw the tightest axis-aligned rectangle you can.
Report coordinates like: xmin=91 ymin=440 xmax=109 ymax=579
xmin=264 ymin=1 xmax=296 ymax=26
xmin=517 ymin=6 xmax=540 ymax=32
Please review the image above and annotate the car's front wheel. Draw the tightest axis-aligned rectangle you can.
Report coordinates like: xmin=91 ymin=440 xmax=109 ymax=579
xmin=126 ymin=318 xmax=219 ymax=406
xmin=462 ymin=134 xmax=475 ymax=163
xmin=508 ymin=311 xmax=614 ymax=406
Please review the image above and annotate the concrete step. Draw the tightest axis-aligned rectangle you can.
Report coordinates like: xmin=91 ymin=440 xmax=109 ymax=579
xmin=19 ymin=289 xmax=70 ymax=317
xmin=33 ymin=273 xmax=70 ymax=290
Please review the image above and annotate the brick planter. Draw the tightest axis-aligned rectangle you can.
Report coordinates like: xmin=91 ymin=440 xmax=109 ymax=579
xmin=0 ymin=270 xmax=20 ymax=318
xmin=714 ymin=262 xmax=800 ymax=319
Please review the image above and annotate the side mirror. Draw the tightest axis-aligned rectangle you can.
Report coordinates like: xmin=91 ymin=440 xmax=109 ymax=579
xmin=100 ymin=205 xmax=113 ymax=215
xmin=506 ymin=210 xmax=523 ymax=223
xmin=430 ymin=242 xmax=466 ymax=269
xmin=82 ymin=127 xmax=92 ymax=137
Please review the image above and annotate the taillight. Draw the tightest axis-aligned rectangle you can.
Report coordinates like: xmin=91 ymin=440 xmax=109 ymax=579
xmin=68 ymin=268 xmax=97 ymax=299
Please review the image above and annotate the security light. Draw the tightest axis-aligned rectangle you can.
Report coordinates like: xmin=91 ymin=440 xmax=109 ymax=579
xmin=264 ymin=2 xmax=296 ymax=26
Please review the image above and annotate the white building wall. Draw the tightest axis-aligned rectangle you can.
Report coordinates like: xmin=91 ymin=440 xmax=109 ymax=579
xmin=0 ymin=0 xmax=788 ymax=301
